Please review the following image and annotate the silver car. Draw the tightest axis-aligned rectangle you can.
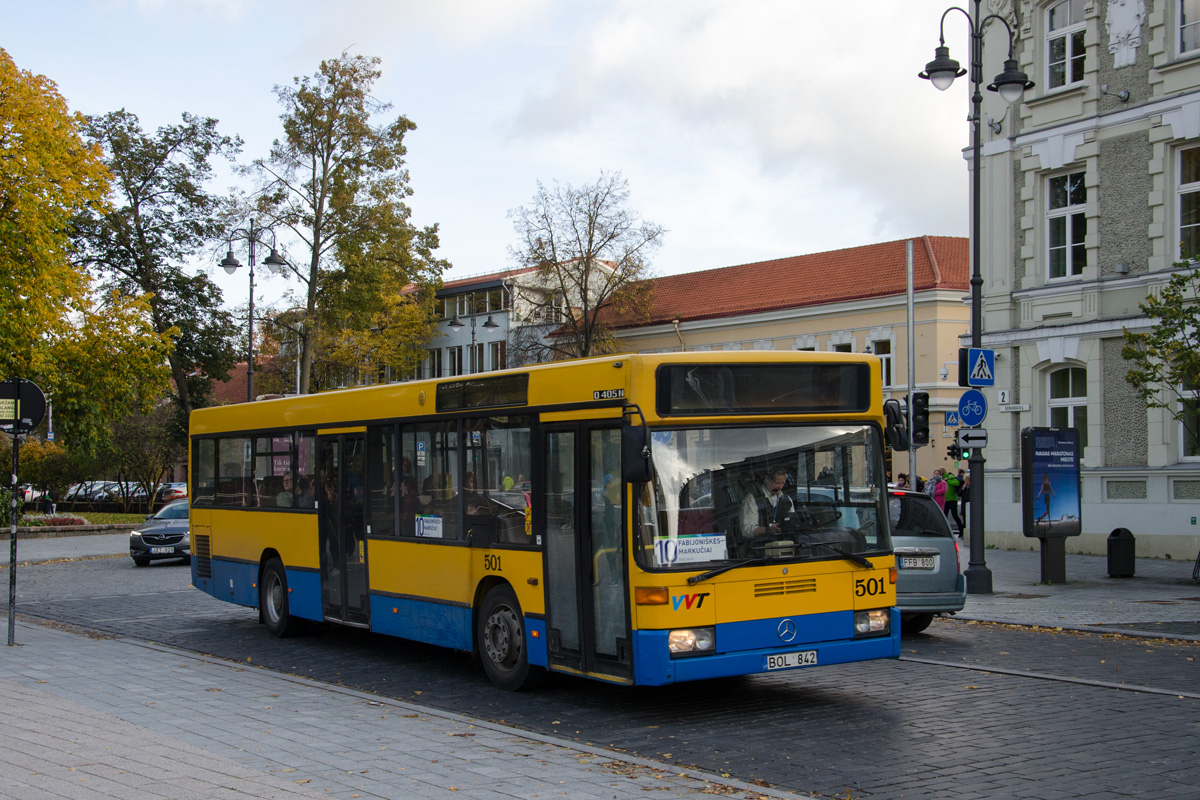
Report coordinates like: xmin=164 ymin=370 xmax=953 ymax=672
xmin=889 ymin=490 xmax=966 ymax=634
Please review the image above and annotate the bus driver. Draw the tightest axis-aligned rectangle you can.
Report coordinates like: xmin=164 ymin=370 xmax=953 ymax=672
xmin=740 ymin=466 xmax=797 ymax=541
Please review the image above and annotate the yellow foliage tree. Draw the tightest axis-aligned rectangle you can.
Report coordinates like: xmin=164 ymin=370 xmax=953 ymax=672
xmin=0 ymin=48 xmax=172 ymax=451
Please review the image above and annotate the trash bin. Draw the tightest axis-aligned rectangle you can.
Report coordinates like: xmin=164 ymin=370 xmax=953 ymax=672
xmin=1107 ymin=528 xmax=1135 ymax=578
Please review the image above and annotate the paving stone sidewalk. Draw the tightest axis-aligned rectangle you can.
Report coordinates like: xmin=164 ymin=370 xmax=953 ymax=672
xmin=1 ymin=532 xmax=1198 ymax=799
xmin=0 ymin=620 xmax=803 ymax=800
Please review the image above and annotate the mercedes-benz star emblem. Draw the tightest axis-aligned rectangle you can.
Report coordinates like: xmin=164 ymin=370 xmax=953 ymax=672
xmin=777 ymin=618 xmax=797 ymax=643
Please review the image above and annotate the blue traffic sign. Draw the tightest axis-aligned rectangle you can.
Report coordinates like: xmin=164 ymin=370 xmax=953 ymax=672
xmin=945 ymin=411 xmax=960 ymax=426
xmin=958 ymin=389 xmax=988 ymax=427
xmin=967 ymin=348 xmax=995 ymax=387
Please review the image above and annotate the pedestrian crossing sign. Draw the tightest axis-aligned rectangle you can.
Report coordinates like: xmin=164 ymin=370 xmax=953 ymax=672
xmin=945 ymin=411 xmax=960 ymax=426
xmin=967 ymin=348 xmax=995 ymax=387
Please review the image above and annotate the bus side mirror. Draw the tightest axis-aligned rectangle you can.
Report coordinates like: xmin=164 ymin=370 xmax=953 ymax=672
xmin=884 ymin=399 xmax=910 ymax=451
xmin=622 ymin=425 xmax=654 ymax=484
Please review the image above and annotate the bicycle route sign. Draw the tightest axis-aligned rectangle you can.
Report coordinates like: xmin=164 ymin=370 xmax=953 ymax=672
xmin=958 ymin=388 xmax=988 ymax=428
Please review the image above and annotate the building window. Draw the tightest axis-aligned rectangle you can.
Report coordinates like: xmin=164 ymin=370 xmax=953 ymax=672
xmin=1048 ymin=171 xmax=1086 ymax=279
xmin=832 ymin=343 xmax=852 ymax=353
xmin=490 ymin=341 xmax=507 ymax=371
xmin=1047 ymin=0 xmax=1085 ymax=89
xmin=1180 ymin=378 xmax=1200 ymax=459
xmin=470 ymin=342 xmax=484 ymax=374
xmin=871 ymin=340 xmax=893 ymax=387
xmin=1048 ymin=367 xmax=1087 ymax=449
xmin=427 ymin=349 xmax=443 ymax=379
xmin=1180 ymin=147 xmax=1200 ymax=261
xmin=448 ymin=346 xmax=464 ymax=377
xmin=1183 ymin=0 xmax=1200 ymax=55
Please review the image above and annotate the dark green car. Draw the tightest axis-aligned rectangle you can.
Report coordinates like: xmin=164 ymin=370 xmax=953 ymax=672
xmin=889 ymin=490 xmax=966 ymax=634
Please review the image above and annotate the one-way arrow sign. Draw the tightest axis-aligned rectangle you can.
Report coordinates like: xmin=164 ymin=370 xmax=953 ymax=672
xmin=957 ymin=428 xmax=989 ymax=449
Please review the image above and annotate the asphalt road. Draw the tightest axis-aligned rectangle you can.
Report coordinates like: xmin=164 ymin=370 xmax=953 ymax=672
xmin=9 ymin=554 xmax=1200 ymax=800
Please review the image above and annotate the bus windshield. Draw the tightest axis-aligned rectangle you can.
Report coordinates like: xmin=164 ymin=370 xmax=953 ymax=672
xmin=637 ymin=424 xmax=890 ymax=571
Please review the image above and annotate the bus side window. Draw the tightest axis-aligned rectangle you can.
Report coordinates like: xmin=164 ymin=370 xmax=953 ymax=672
xmin=193 ymin=439 xmax=216 ymax=506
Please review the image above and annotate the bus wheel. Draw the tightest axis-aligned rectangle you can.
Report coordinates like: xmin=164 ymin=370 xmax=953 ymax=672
xmin=260 ymin=558 xmax=303 ymax=638
xmin=477 ymin=585 xmax=543 ymax=691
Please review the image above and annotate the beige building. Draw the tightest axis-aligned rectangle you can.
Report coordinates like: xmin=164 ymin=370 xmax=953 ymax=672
xmin=612 ymin=236 xmax=971 ymax=482
xmin=970 ymin=0 xmax=1200 ymax=558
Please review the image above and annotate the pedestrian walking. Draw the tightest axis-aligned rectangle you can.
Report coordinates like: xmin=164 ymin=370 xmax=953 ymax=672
xmin=943 ymin=469 xmax=964 ymax=533
xmin=926 ymin=468 xmax=947 ymax=511
xmin=959 ymin=471 xmax=970 ymax=531
xmin=895 ymin=473 xmax=909 ymax=490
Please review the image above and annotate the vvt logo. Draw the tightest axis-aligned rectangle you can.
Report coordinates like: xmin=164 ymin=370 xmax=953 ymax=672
xmin=672 ymin=592 xmax=710 ymax=610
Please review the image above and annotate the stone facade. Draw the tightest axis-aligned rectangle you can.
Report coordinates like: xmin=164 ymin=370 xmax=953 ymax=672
xmin=974 ymin=0 xmax=1200 ymax=557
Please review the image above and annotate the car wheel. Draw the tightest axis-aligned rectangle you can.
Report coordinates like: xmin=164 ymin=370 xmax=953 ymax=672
xmin=260 ymin=558 xmax=304 ymax=638
xmin=132 ymin=557 xmax=150 ymax=567
xmin=477 ymin=584 xmax=544 ymax=691
xmin=901 ymin=613 xmax=935 ymax=635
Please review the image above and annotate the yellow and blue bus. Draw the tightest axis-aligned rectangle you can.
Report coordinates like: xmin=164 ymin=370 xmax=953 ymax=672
xmin=189 ymin=352 xmax=905 ymax=689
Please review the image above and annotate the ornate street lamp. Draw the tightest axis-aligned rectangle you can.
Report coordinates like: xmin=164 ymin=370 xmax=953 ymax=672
xmin=220 ymin=220 xmax=287 ymax=402
xmin=920 ymin=1 xmax=1032 ymax=594
xmin=448 ymin=291 xmax=499 ymax=374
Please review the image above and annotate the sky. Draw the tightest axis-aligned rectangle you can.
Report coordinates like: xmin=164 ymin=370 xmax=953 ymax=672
xmin=5 ymin=0 xmax=989 ymax=311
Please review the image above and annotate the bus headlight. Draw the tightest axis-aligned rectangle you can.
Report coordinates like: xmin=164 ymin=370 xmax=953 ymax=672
xmin=854 ymin=609 xmax=890 ymax=636
xmin=668 ymin=627 xmax=715 ymax=656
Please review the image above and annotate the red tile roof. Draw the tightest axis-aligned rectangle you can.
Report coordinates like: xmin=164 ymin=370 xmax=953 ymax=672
xmin=612 ymin=235 xmax=968 ymax=328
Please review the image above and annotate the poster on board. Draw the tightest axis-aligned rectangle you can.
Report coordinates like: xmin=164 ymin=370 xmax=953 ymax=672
xmin=1021 ymin=427 xmax=1082 ymax=538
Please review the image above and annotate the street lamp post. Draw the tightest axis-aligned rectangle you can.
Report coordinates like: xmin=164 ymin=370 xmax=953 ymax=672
xmin=448 ymin=291 xmax=499 ymax=374
xmin=220 ymin=220 xmax=287 ymax=403
xmin=920 ymin=1 xmax=1032 ymax=594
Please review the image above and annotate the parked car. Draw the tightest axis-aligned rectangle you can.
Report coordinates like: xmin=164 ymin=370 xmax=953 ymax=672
xmin=889 ymin=489 xmax=966 ymax=634
xmin=64 ymin=481 xmax=116 ymax=504
xmin=155 ymin=482 xmax=188 ymax=505
xmin=129 ymin=499 xmax=190 ymax=566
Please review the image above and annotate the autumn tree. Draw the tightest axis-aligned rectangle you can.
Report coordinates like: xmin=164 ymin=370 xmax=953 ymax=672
xmin=0 ymin=48 xmax=172 ymax=452
xmin=507 ymin=171 xmax=661 ymax=363
xmin=1122 ymin=264 xmax=1200 ymax=454
xmin=73 ymin=109 xmax=243 ymax=423
xmin=253 ymin=52 xmax=445 ymax=394
xmin=103 ymin=402 xmax=186 ymax=514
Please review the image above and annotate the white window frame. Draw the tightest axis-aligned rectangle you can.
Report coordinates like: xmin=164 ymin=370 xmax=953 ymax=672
xmin=1047 ymin=366 xmax=1088 ymax=449
xmin=489 ymin=340 xmax=507 ymax=371
xmin=870 ymin=339 xmax=894 ymax=388
xmin=1182 ymin=0 xmax=1200 ymax=57
xmin=1179 ymin=380 xmax=1200 ymax=460
xmin=1179 ymin=146 xmax=1200 ymax=261
xmin=1046 ymin=0 xmax=1086 ymax=90
xmin=448 ymin=346 xmax=464 ymax=377
xmin=1047 ymin=170 xmax=1087 ymax=280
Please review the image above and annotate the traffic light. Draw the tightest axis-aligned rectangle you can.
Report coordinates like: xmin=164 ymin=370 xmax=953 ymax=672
xmin=947 ymin=442 xmax=961 ymax=461
xmin=910 ymin=390 xmax=930 ymax=446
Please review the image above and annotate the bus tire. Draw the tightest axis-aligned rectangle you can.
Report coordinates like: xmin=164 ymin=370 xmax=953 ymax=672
xmin=477 ymin=584 xmax=543 ymax=691
xmin=260 ymin=558 xmax=304 ymax=638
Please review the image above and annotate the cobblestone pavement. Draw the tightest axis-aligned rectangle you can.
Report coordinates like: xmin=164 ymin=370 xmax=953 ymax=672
xmin=2 ymin=533 xmax=1198 ymax=799
xmin=1 ymin=619 xmax=803 ymax=799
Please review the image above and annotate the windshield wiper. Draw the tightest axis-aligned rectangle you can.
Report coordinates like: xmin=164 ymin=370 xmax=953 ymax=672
xmin=801 ymin=540 xmax=873 ymax=569
xmin=687 ymin=557 xmax=766 ymax=585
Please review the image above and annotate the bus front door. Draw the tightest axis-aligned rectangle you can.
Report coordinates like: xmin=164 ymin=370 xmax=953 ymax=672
xmin=543 ymin=425 xmax=632 ymax=682
xmin=317 ymin=434 xmax=370 ymax=627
